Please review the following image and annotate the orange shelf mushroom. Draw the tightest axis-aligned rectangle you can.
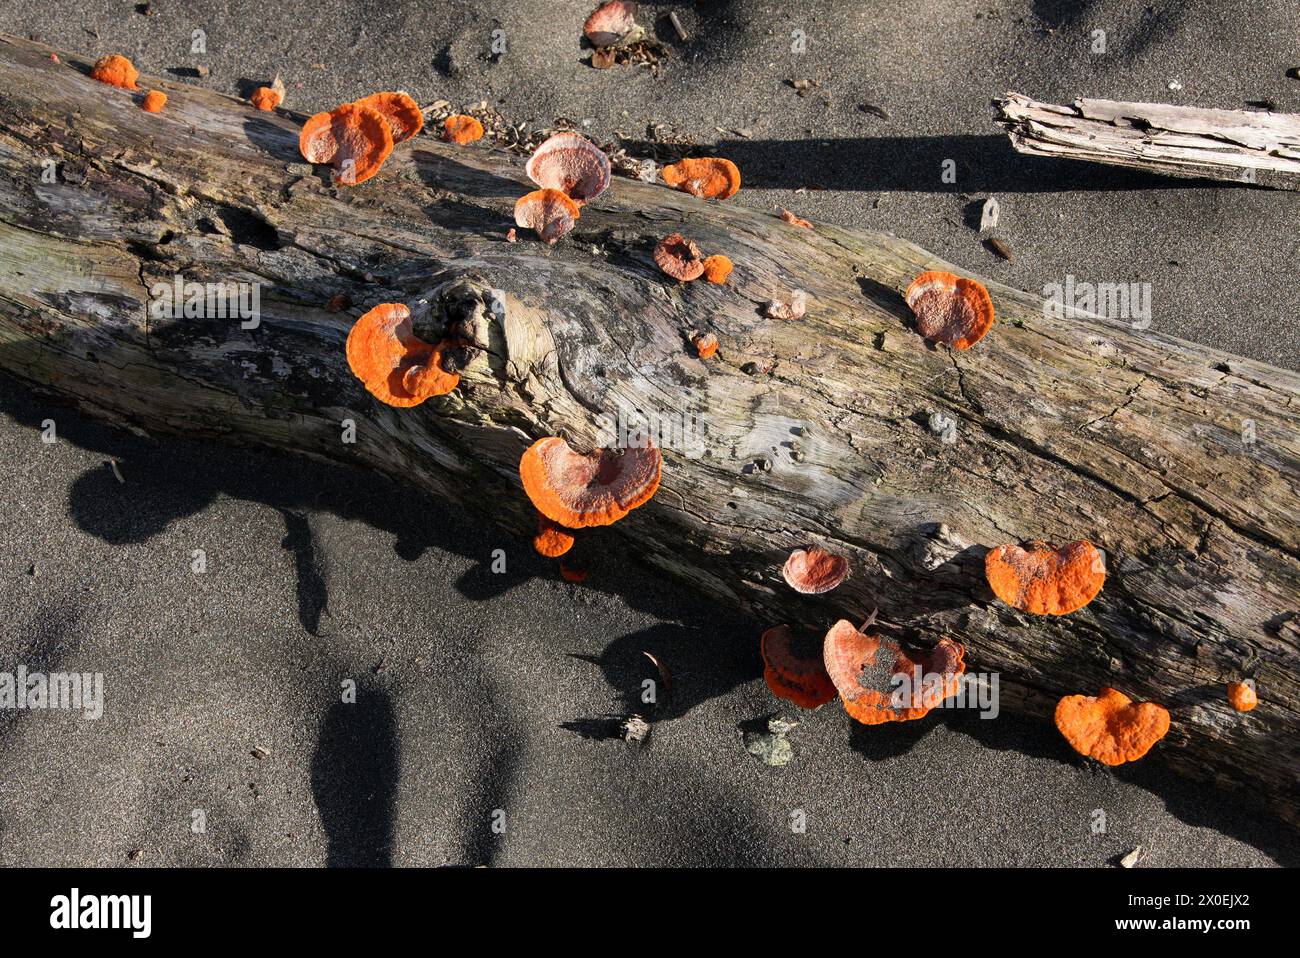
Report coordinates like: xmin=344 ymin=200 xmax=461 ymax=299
xmin=761 ymin=625 xmax=837 ymax=709
xmin=442 ymin=114 xmax=484 ymax=144
xmin=661 ymin=157 xmax=741 ymax=200
xmin=654 ymin=233 xmax=705 ymax=281
xmin=344 ymin=303 xmax=460 ymax=407
xmin=702 ymin=255 xmax=733 ymax=284
xmin=691 ymin=332 xmax=719 ymax=360
xmin=300 ymin=103 xmax=394 ymax=186
xmin=533 ymin=514 xmax=576 ymax=558
xmin=514 ymin=188 xmax=581 ymax=244
xmin=520 ymin=436 xmax=661 ymax=528
xmin=1054 ymin=688 xmax=1170 ymax=765
xmin=353 ymin=91 xmax=424 ymax=143
xmin=90 ymin=54 xmax=140 ymax=90
xmin=985 ymin=539 xmax=1105 ymax=616
xmin=140 ymin=90 xmax=167 ymax=113
xmin=584 ymin=1 xmax=639 ymax=47
xmin=1227 ymin=681 xmax=1258 ymax=712
xmin=250 ymin=77 xmax=285 ymax=112
xmin=904 ymin=270 xmax=995 ymax=350
xmin=782 ymin=547 xmax=849 ymax=594
xmin=823 ymin=618 xmax=966 ymax=725
xmin=526 ymin=132 xmax=611 ymax=205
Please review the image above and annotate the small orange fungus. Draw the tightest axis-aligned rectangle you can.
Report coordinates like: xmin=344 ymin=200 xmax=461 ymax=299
xmin=702 ymin=255 xmax=733 ymax=284
xmin=533 ymin=515 xmax=576 ymax=558
xmin=782 ymin=547 xmax=849 ymax=594
xmin=91 ymin=54 xmax=140 ymax=90
xmin=1227 ymin=681 xmax=1258 ymax=712
xmin=823 ymin=618 xmax=967 ymax=725
xmin=442 ymin=114 xmax=484 ymax=144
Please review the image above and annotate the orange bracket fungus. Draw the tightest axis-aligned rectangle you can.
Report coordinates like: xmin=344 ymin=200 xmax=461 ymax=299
xmin=91 ymin=54 xmax=140 ymax=90
xmin=702 ymin=255 xmax=733 ymax=285
xmin=140 ymin=90 xmax=167 ymax=113
xmin=443 ymin=114 xmax=485 ymax=144
xmin=300 ymin=103 xmax=394 ymax=186
xmin=584 ymin=1 xmax=639 ymax=47
xmin=514 ymin=188 xmax=581 ymax=244
xmin=985 ymin=539 xmax=1105 ymax=616
xmin=654 ymin=233 xmax=705 ymax=281
xmin=250 ymin=76 xmax=285 ymax=111
xmin=904 ymin=270 xmax=995 ymax=349
xmin=691 ymin=332 xmax=719 ymax=360
xmin=760 ymin=625 xmax=837 ymax=709
xmin=782 ymin=547 xmax=849 ymax=594
xmin=661 ymin=157 xmax=742 ymax=199
xmin=352 ymin=91 xmax=424 ymax=143
xmin=1227 ymin=681 xmax=1258 ymax=712
xmin=526 ymin=132 xmax=611 ymax=204
xmin=520 ymin=436 xmax=662 ymax=528
xmin=344 ymin=303 xmax=460 ymax=407
xmin=533 ymin=514 xmax=576 ymax=558
xmin=1054 ymin=688 xmax=1170 ymax=765
xmin=824 ymin=618 xmax=966 ymax=724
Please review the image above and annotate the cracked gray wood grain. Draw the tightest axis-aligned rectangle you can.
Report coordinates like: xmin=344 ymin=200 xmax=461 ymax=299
xmin=1 ymin=38 xmax=1297 ymax=822
xmin=997 ymin=92 xmax=1300 ymax=190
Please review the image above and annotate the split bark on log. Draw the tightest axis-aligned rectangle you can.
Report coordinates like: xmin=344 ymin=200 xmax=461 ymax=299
xmin=0 ymin=38 xmax=1297 ymax=822
xmin=996 ymin=92 xmax=1300 ymax=190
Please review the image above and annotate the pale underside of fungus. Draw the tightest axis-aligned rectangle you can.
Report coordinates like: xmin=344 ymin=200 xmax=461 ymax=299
xmin=525 ymin=131 xmax=611 ymax=204
xmin=299 ymin=103 xmax=394 ymax=186
xmin=514 ymin=188 xmax=581 ymax=244
xmin=904 ymin=270 xmax=995 ymax=349
xmin=654 ymin=233 xmax=705 ymax=281
xmin=782 ymin=547 xmax=849 ymax=593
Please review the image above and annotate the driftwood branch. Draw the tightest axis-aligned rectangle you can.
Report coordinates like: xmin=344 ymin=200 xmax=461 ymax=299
xmin=1 ymin=38 xmax=1298 ymax=821
xmin=996 ymin=92 xmax=1300 ymax=190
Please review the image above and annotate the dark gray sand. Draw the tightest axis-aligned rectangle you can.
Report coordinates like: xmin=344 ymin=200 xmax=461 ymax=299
xmin=1 ymin=1 xmax=1298 ymax=866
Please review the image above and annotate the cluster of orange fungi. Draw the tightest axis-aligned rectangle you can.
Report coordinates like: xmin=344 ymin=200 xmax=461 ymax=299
xmin=653 ymin=234 xmax=732 ymax=287
xmin=299 ymin=91 xmax=422 ymax=185
xmin=344 ymin=303 xmax=461 ymax=407
xmin=80 ymin=42 xmax=1251 ymax=747
xmin=90 ymin=54 xmax=168 ymax=114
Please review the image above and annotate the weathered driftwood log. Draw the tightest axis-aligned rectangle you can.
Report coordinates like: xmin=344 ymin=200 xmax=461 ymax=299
xmin=1 ymin=38 xmax=1297 ymax=821
xmin=996 ymin=92 xmax=1300 ymax=190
